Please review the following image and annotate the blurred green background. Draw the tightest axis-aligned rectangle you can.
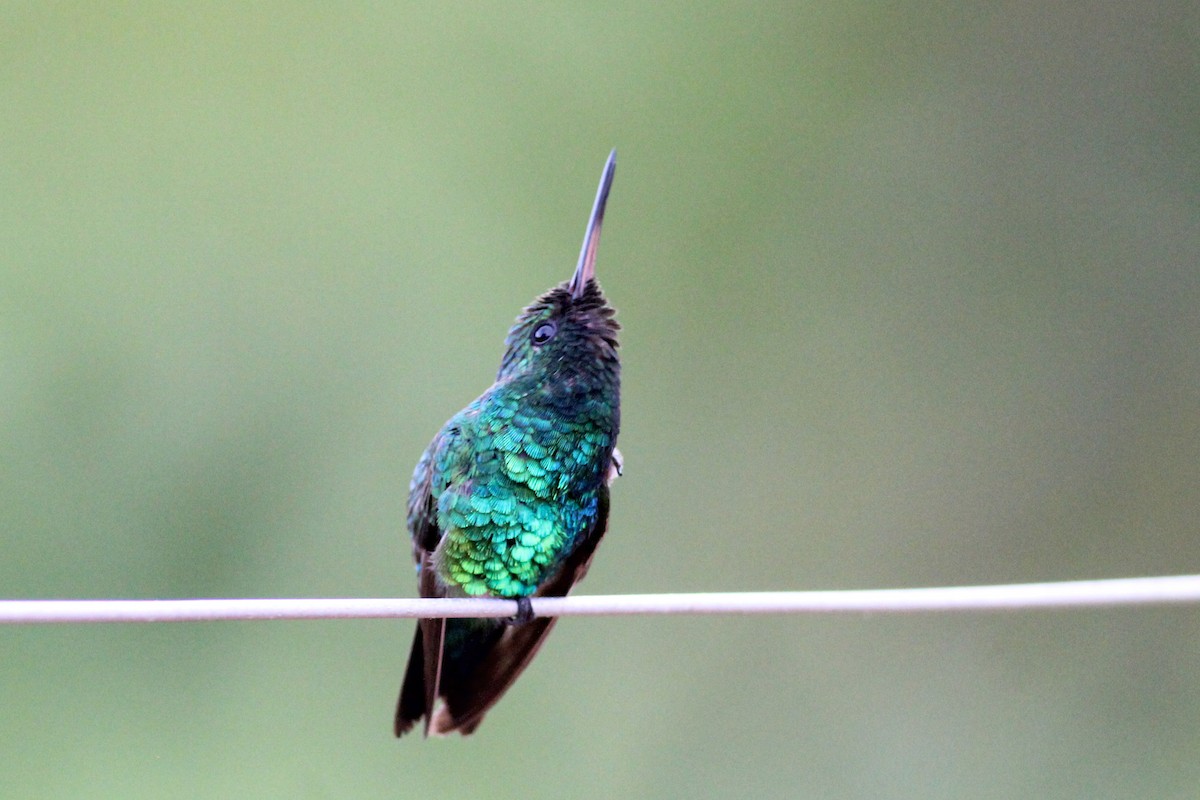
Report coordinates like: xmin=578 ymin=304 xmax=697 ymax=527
xmin=2 ymin=3 xmax=1198 ymax=798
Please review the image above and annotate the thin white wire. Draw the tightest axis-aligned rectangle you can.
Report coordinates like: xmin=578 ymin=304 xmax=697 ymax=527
xmin=1 ymin=575 xmax=1199 ymax=624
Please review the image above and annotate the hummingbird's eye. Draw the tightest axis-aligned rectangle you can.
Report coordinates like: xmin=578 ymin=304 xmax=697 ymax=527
xmin=531 ymin=321 xmax=557 ymax=346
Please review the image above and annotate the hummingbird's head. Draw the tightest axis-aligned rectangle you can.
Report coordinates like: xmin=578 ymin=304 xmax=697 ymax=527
xmin=497 ymin=279 xmax=619 ymax=388
xmin=496 ymin=151 xmax=620 ymax=392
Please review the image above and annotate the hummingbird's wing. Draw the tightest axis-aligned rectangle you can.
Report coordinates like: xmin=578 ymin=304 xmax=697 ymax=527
xmin=405 ymin=444 xmax=441 ymax=556
xmin=429 ymin=484 xmax=612 ymax=735
xmin=394 ymin=544 xmax=454 ymax=738
xmin=394 ymin=435 xmax=452 ymax=737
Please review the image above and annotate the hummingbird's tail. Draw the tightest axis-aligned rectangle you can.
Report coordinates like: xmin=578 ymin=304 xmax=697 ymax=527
xmin=395 ymin=615 xmax=557 ymax=737
xmin=394 ymin=626 xmax=429 ymax=736
xmin=429 ymin=616 xmax=560 ymax=735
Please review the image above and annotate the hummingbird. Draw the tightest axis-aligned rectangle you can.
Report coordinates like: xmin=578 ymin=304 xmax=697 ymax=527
xmin=395 ymin=151 xmax=622 ymax=737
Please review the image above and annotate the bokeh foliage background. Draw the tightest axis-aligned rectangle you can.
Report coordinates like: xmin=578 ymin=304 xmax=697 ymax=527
xmin=2 ymin=3 xmax=1198 ymax=798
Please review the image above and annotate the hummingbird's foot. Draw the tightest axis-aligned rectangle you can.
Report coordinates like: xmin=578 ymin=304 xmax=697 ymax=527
xmin=606 ymin=448 xmax=624 ymax=485
xmin=506 ymin=597 xmax=535 ymax=626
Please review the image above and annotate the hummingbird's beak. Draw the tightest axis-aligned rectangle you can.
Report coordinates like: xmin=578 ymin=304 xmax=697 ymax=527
xmin=569 ymin=149 xmax=616 ymax=299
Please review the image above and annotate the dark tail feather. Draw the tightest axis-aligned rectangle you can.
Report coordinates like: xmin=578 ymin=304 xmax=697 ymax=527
xmin=432 ymin=616 xmax=560 ymax=734
xmin=394 ymin=627 xmax=427 ymax=737
xmin=398 ymin=615 xmax=562 ymax=737
xmin=394 ymin=617 xmax=447 ymax=737
xmin=419 ymin=617 xmax=446 ymax=737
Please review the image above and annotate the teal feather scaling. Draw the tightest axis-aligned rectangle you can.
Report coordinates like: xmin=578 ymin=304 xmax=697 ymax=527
xmin=395 ymin=152 xmax=622 ymax=737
